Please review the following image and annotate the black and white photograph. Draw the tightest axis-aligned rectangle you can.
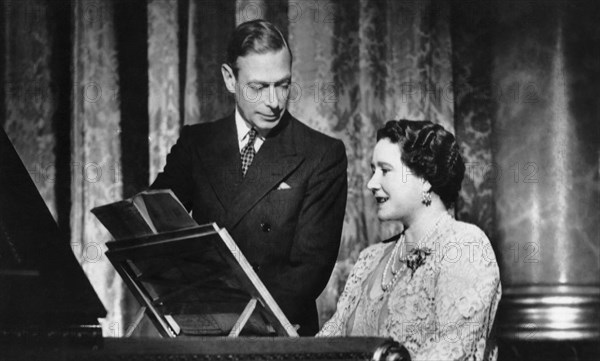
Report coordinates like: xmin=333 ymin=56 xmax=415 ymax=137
xmin=1 ymin=0 xmax=599 ymax=360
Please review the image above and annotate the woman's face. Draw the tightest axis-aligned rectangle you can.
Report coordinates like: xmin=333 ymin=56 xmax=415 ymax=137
xmin=367 ymin=138 xmax=424 ymax=222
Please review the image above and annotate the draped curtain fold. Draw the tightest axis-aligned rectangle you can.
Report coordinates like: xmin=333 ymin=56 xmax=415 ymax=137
xmin=2 ymin=0 xmax=494 ymax=334
xmin=71 ymin=0 xmax=125 ymax=335
xmin=148 ymin=0 xmax=181 ymax=181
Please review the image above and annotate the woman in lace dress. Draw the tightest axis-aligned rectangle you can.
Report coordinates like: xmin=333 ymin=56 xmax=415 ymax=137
xmin=318 ymin=120 xmax=501 ymax=361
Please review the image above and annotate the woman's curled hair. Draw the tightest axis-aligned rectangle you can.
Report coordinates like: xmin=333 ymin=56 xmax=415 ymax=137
xmin=377 ymin=120 xmax=465 ymax=208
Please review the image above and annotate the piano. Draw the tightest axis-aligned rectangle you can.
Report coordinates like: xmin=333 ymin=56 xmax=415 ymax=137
xmin=0 ymin=126 xmax=409 ymax=361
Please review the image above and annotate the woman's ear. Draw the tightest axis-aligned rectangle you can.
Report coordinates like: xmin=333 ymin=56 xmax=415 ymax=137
xmin=422 ymin=178 xmax=432 ymax=193
xmin=221 ymin=63 xmax=236 ymax=94
xmin=421 ymin=179 xmax=433 ymax=207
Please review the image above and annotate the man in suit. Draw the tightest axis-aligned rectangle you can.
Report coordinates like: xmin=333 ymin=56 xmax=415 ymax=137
xmin=151 ymin=19 xmax=347 ymax=336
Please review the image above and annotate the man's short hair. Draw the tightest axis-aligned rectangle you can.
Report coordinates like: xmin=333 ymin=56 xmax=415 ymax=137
xmin=226 ymin=19 xmax=291 ymax=76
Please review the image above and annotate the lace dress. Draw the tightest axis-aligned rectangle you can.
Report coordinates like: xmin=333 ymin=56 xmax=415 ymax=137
xmin=318 ymin=215 xmax=502 ymax=361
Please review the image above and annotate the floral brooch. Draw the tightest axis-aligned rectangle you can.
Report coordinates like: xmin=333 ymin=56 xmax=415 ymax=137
xmin=403 ymin=247 xmax=432 ymax=278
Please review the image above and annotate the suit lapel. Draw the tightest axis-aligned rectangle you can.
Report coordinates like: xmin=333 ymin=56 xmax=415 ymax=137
xmin=199 ymin=115 xmax=241 ymax=211
xmin=225 ymin=113 xmax=304 ymax=229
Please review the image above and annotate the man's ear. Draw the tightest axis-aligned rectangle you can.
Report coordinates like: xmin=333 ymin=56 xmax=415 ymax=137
xmin=221 ymin=63 xmax=236 ymax=94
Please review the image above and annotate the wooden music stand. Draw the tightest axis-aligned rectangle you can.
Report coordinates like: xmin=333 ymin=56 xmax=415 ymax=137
xmin=105 ymin=223 xmax=298 ymax=338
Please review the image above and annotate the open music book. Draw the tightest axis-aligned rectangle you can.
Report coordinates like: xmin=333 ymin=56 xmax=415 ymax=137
xmin=91 ymin=189 xmax=197 ymax=240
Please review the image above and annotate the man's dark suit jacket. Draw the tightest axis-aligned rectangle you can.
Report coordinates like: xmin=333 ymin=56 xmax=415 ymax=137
xmin=151 ymin=111 xmax=347 ymax=335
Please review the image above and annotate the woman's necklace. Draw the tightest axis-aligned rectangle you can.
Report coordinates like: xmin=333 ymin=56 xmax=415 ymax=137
xmin=380 ymin=233 xmax=405 ymax=292
xmin=380 ymin=212 xmax=449 ymax=292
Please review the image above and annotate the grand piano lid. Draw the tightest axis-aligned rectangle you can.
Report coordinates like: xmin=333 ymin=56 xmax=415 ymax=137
xmin=0 ymin=126 xmax=106 ymax=327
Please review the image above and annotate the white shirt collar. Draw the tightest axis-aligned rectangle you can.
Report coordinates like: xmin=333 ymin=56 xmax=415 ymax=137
xmin=235 ymin=108 xmax=265 ymax=152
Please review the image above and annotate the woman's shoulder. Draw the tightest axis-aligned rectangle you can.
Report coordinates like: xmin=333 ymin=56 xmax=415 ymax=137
xmin=439 ymin=219 xmax=499 ymax=274
xmin=443 ymin=218 xmax=491 ymax=245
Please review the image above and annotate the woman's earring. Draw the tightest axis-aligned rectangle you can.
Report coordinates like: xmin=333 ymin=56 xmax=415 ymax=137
xmin=422 ymin=191 xmax=432 ymax=206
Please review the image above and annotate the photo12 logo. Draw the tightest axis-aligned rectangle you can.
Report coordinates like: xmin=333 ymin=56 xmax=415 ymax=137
xmin=232 ymin=1 xmax=337 ymax=24
xmin=464 ymin=161 xmax=539 ymax=184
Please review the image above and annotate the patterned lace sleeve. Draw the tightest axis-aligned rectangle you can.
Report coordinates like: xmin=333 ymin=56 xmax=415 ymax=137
xmin=317 ymin=245 xmax=384 ymax=337
xmin=413 ymin=227 xmax=501 ymax=361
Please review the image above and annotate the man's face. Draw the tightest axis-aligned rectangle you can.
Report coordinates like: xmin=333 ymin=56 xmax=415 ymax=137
xmin=222 ymin=48 xmax=291 ymax=136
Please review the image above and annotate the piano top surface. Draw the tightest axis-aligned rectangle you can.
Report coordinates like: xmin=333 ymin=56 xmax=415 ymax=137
xmin=0 ymin=126 xmax=106 ymax=327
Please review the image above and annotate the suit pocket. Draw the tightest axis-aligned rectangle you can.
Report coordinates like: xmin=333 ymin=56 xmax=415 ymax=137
xmin=267 ymin=187 xmax=302 ymax=203
xmin=261 ymin=188 xmax=303 ymax=223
